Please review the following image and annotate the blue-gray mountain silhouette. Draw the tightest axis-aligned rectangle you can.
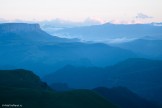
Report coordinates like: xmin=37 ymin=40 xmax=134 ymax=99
xmin=54 ymin=23 xmax=162 ymax=41
xmin=112 ymin=39 xmax=162 ymax=59
xmin=0 ymin=23 xmax=136 ymax=76
xmin=43 ymin=58 xmax=162 ymax=104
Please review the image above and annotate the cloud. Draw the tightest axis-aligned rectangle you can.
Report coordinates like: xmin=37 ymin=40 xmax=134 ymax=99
xmin=135 ymin=13 xmax=153 ymax=19
xmin=83 ymin=17 xmax=103 ymax=25
xmin=106 ymin=37 xmax=138 ymax=44
xmin=39 ymin=18 xmax=104 ymax=29
xmin=84 ymin=17 xmax=107 ymax=24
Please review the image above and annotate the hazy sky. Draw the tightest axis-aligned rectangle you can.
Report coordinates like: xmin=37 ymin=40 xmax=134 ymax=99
xmin=0 ymin=0 xmax=162 ymax=23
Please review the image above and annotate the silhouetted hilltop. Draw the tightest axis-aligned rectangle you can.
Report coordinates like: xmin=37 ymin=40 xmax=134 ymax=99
xmin=0 ymin=69 xmax=117 ymax=108
xmin=0 ymin=69 xmax=50 ymax=90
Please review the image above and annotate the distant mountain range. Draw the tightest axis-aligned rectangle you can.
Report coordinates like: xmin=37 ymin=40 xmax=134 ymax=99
xmin=1 ymin=22 xmax=162 ymax=108
xmin=43 ymin=23 xmax=162 ymax=60
xmin=53 ymin=23 xmax=162 ymax=41
xmin=43 ymin=58 xmax=162 ymax=104
xmin=0 ymin=23 xmax=137 ymax=76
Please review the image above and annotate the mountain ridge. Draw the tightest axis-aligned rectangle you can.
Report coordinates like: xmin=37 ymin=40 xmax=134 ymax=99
xmin=43 ymin=58 xmax=162 ymax=103
xmin=0 ymin=23 xmax=137 ymax=76
xmin=54 ymin=23 xmax=162 ymax=41
xmin=0 ymin=23 xmax=40 ymax=32
xmin=111 ymin=39 xmax=162 ymax=59
xmin=0 ymin=23 xmax=77 ymax=43
xmin=0 ymin=69 xmax=117 ymax=108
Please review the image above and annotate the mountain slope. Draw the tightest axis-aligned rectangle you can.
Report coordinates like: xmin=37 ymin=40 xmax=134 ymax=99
xmin=0 ymin=23 xmax=72 ymax=43
xmin=43 ymin=58 xmax=162 ymax=103
xmin=43 ymin=65 xmax=104 ymax=88
xmin=0 ymin=87 xmax=117 ymax=108
xmin=0 ymin=69 xmax=50 ymax=90
xmin=112 ymin=39 xmax=162 ymax=59
xmin=104 ymin=58 xmax=162 ymax=103
xmin=93 ymin=87 xmax=160 ymax=108
xmin=0 ymin=69 xmax=117 ymax=108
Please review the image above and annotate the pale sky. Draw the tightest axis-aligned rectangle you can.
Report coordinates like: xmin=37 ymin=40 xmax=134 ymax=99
xmin=0 ymin=0 xmax=162 ymax=23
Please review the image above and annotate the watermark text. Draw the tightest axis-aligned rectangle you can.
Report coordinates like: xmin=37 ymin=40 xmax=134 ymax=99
xmin=2 ymin=104 xmax=23 ymax=107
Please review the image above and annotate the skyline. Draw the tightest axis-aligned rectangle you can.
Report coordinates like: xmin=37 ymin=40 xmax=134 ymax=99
xmin=0 ymin=0 xmax=162 ymax=24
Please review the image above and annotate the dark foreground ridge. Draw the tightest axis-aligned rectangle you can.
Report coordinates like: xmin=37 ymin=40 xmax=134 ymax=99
xmin=0 ymin=69 xmax=117 ymax=108
xmin=93 ymin=87 xmax=160 ymax=108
